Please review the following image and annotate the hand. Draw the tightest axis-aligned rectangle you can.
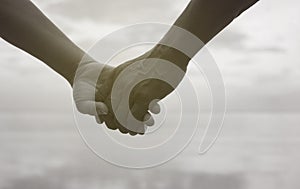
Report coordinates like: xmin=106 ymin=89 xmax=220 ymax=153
xmin=72 ymin=55 xmax=158 ymax=135
xmin=72 ymin=58 xmax=112 ymax=122
xmin=73 ymin=46 xmax=188 ymax=136
xmin=95 ymin=48 xmax=188 ymax=135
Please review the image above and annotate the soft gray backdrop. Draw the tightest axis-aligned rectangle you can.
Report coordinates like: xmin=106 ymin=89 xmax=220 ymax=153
xmin=0 ymin=0 xmax=299 ymax=188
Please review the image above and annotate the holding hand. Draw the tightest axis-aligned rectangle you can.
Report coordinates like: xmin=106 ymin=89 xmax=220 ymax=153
xmin=74 ymin=47 xmax=188 ymax=136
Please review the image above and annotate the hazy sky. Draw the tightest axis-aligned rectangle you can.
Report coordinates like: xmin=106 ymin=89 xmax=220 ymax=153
xmin=0 ymin=0 xmax=299 ymax=113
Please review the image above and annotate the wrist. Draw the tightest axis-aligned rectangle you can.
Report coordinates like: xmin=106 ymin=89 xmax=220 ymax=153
xmin=62 ymin=49 xmax=86 ymax=86
xmin=147 ymin=44 xmax=190 ymax=71
xmin=63 ymin=61 xmax=79 ymax=86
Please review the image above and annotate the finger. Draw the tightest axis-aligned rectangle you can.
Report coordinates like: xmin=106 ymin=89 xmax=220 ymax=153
xmin=127 ymin=103 xmax=148 ymax=134
xmin=130 ymin=102 xmax=148 ymax=122
xmin=96 ymin=101 xmax=109 ymax=115
xmin=149 ymin=99 xmax=160 ymax=114
xmin=111 ymin=116 xmax=130 ymax=134
xmin=137 ymin=125 xmax=146 ymax=135
xmin=129 ymin=131 xmax=138 ymax=136
xmin=102 ymin=115 xmax=118 ymax=130
xmin=127 ymin=121 xmax=146 ymax=135
xmin=95 ymin=66 xmax=114 ymax=102
xmin=144 ymin=113 xmax=154 ymax=126
xmin=110 ymin=105 xmax=141 ymax=136
xmin=95 ymin=115 xmax=103 ymax=124
xmin=103 ymin=96 xmax=130 ymax=134
xmin=118 ymin=124 xmax=129 ymax=134
xmin=75 ymin=101 xmax=108 ymax=116
xmin=103 ymin=112 xmax=130 ymax=134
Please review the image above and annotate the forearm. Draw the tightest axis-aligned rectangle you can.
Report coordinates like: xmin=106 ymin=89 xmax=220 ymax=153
xmin=150 ymin=0 xmax=259 ymax=69
xmin=0 ymin=0 xmax=84 ymax=84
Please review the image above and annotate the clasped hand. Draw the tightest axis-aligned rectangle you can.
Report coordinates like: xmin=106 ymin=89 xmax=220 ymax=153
xmin=73 ymin=50 xmax=186 ymax=136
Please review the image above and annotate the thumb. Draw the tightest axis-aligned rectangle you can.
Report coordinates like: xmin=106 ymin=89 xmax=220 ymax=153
xmin=75 ymin=101 xmax=108 ymax=116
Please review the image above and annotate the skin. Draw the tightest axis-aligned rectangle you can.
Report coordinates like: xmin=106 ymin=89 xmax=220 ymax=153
xmin=0 ymin=0 xmax=158 ymax=135
xmin=94 ymin=0 xmax=260 ymax=134
xmin=0 ymin=0 xmax=259 ymax=135
xmin=0 ymin=0 xmax=83 ymax=84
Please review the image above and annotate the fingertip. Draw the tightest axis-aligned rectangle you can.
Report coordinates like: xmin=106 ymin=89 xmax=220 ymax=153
xmin=138 ymin=125 xmax=147 ymax=135
xmin=118 ymin=127 xmax=129 ymax=134
xmin=129 ymin=131 xmax=138 ymax=136
xmin=144 ymin=113 xmax=154 ymax=126
xmin=103 ymin=116 xmax=118 ymax=130
xmin=95 ymin=115 xmax=103 ymax=124
xmin=75 ymin=101 xmax=98 ymax=116
xmin=149 ymin=99 xmax=160 ymax=114
xmin=96 ymin=102 xmax=108 ymax=115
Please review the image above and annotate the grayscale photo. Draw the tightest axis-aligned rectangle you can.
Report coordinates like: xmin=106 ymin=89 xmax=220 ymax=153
xmin=0 ymin=0 xmax=299 ymax=188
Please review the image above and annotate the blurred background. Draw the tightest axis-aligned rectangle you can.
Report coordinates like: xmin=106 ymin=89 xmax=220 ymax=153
xmin=0 ymin=0 xmax=300 ymax=188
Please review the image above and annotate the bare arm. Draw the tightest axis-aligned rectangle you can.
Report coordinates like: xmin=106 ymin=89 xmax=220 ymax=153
xmin=150 ymin=0 xmax=260 ymax=69
xmin=95 ymin=0 xmax=260 ymax=133
xmin=0 ymin=0 xmax=84 ymax=84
